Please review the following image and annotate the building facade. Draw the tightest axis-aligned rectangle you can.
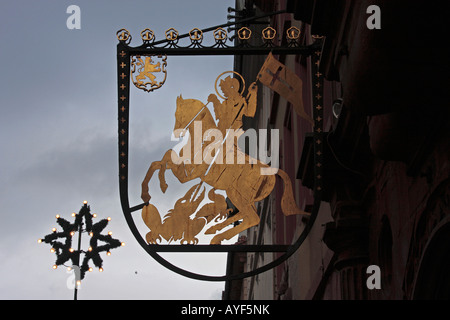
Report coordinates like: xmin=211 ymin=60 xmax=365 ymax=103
xmin=223 ymin=0 xmax=450 ymax=300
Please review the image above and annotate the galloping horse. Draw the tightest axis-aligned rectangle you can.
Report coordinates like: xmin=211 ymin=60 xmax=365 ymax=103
xmin=141 ymin=79 xmax=309 ymax=244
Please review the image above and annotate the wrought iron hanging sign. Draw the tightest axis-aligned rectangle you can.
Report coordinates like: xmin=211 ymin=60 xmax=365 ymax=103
xmin=116 ymin=11 xmax=324 ymax=281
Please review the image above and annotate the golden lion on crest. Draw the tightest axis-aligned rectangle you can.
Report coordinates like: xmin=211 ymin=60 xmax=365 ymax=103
xmin=131 ymin=55 xmax=167 ymax=92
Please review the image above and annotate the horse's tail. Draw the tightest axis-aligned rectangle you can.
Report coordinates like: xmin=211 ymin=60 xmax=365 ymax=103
xmin=277 ymin=169 xmax=310 ymax=216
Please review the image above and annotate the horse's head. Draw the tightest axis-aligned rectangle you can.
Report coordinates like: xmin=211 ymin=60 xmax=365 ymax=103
xmin=174 ymin=95 xmax=205 ymax=138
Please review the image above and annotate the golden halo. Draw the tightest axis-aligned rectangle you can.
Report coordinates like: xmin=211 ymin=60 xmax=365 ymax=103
xmin=214 ymin=71 xmax=246 ymax=100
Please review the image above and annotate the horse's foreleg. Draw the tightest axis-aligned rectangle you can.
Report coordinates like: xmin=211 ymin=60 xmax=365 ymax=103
xmin=158 ymin=153 xmax=171 ymax=193
xmin=141 ymin=160 xmax=163 ymax=203
xmin=141 ymin=150 xmax=173 ymax=202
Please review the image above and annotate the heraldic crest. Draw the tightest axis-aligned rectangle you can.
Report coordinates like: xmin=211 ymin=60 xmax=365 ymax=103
xmin=131 ymin=55 xmax=167 ymax=92
xmin=140 ymin=71 xmax=309 ymax=245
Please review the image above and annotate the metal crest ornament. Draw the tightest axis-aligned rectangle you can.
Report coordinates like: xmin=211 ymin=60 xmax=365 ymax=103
xmin=262 ymin=26 xmax=277 ymax=40
xmin=116 ymin=28 xmax=131 ymax=44
xmin=131 ymin=55 xmax=167 ymax=92
xmin=189 ymin=28 xmax=203 ymax=42
xmin=237 ymin=27 xmax=252 ymax=40
xmin=141 ymin=28 xmax=155 ymax=43
xmin=165 ymin=28 xmax=179 ymax=42
xmin=116 ymin=9 xmax=325 ymax=281
xmin=286 ymin=26 xmax=301 ymax=40
xmin=213 ymin=27 xmax=227 ymax=42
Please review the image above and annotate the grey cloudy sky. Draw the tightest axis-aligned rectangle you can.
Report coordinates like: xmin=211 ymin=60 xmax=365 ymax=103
xmin=0 ymin=0 xmax=237 ymax=299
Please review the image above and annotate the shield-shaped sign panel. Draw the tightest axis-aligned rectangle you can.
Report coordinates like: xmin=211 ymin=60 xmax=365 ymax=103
xmin=131 ymin=55 xmax=167 ymax=92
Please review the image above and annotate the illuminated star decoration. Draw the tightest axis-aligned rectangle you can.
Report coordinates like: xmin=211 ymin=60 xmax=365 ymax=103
xmin=38 ymin=201 xmax=124 ymax=280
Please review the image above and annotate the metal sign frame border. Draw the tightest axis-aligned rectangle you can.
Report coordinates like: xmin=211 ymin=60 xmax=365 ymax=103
xmin=117 ymin=20 xmax=324 ymax=281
